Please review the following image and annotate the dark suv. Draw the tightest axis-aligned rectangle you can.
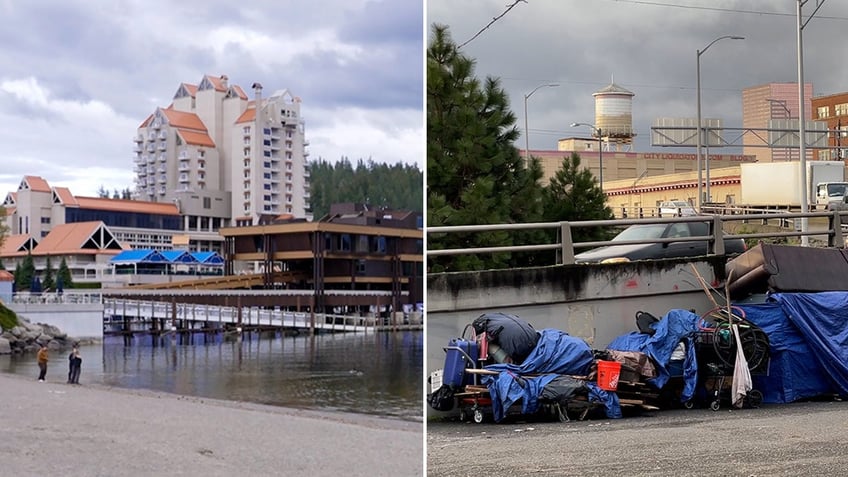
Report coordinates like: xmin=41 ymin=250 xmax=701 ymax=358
xmin=574 ymin=221 xmax=746 ymax=263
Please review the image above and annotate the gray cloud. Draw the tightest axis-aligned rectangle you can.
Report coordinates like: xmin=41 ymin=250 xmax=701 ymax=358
xmin=0 ymin=0 xmax=423 ymax=196
xmin=429 ymin=0 xmax=848 ymax=153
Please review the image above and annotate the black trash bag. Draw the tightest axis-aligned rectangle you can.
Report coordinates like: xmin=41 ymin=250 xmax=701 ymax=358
xmin=472 ymin=312 xmax=540 ymax=365
xmin=636 ymin=311 xmax=660 ymax=336
xmin=428 ymin=385 xmax=455 ymax=411
xmin=540 ymin=375 xmax=588 ymax=405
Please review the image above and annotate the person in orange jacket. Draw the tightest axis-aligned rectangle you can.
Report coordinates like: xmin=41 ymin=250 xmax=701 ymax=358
xmin=36 ymin=343 xmax=49 ymax=382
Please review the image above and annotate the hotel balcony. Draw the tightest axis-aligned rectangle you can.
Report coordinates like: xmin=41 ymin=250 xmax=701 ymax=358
xmin=134 ymin=134 xmax=143 ymax=143
xmin=178 ymin=151 xmax=189 ymax=160
xmin=148 ymin=132 xmax=157 ymax=140
xmin=133 ymin=144 xmax=142 ymax=153
xmin=157 ymin=142 xmax=167 ymax=151
xmin=179 ymin=174 xmax=189 ymax=183
xmin=159 ymin=130 xmax=168 ymax=140
xmin=146 ymin=166 xmax=156 ymax=175
xmin=197 ymin=175 xmax=206 ymax=183
xmin=146 ymin=144 xmax=155 ymax=152
xmin=179 ymin=161 xmax=190 ymax=172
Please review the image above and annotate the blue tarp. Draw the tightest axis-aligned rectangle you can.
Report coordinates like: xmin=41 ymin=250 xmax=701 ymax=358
xmin=768 ymin=292 xmax=848 ymax=396
xmin=482 ymin=329 xmax=594 ymax=422
xmin=737 ymin=300 xmax=832 ymax=403
xmin=607 ymin=309 xmax=700 ymax=403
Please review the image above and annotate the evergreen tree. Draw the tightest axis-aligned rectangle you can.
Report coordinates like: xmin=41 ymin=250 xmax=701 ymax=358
xmin=427 ymin=24 xmax=544 ymax=272
xmin=42 ymin=256 xmax=55 ymax=291
xmin=0 ymin=205 xmax=7 ymax=253
xmin=13 ymin=262 xmax=22 ymax=291
xmin=0 ymin=259 xmax=5 ymax=270
xmin=542 ymin=153 xmax=616 ymax=245
xmin=307 ymin=157 xmax=422 ymax=218
xmin=18 ymin=254 xmax=35 ymax=291
xmin=96 ymin=185 xmax=109 ymax=198
xmin=58 ymin=257 xmax=73 ymax=290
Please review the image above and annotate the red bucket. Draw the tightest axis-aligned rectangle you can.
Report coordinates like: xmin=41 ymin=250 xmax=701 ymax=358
xmin=597 ymin=360 xmax=621 ymax=391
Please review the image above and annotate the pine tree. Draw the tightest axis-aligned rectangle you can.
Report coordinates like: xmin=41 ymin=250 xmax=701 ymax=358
xmin=58 ymin=257 xmax=73 ymax=290
xmin=42 ymin=256 xmax=55 ymax=291
xmin=19 ymin=254 xmax=35 ymax=291
xmin=13 ymin=262 xmax=22 ymax=291
xmin=427 ymin=24 xmax=544 ymax=272
xmin=542 ymin=153 xmax=615 ymax=243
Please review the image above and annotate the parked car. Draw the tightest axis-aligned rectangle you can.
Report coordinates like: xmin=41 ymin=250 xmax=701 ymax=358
xmin=659 ymin=201 xmax=697 ymax=217
xmin=574 ymin=221 xmax=746 ymax=263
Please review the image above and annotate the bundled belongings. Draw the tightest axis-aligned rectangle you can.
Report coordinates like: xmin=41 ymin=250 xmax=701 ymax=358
xmin=607 ymin=309 xmax=700 ymax=404
xmin=473 ymin=312 xmax=540 ymax=365
xmin=482 ymin=328 xmax=596 ymax=422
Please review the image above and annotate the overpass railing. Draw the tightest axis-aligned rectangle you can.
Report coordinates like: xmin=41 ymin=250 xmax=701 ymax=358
xmin=428 ymin=210 xmax=847 ymax=266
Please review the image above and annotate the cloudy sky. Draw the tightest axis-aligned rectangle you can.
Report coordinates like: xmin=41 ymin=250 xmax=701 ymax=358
xmin=428 ymin=0 xmax=848 ymax=153
xmin=0 ymin=0 xmax=423 ymax=198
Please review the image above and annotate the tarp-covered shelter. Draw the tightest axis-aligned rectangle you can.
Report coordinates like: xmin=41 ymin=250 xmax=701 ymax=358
xmin=738 ymin=292 xmax=848 ymax=403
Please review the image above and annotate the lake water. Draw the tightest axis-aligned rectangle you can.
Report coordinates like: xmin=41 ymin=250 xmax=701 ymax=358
xmin=0 ymin=330 xmax=423 ymax=422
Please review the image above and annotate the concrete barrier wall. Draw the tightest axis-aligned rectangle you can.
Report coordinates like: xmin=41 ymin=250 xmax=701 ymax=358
xmin=426 ymin=258 xmax=728 ymax=412
xmin=8 ymin=303 xmax=104 ymax=339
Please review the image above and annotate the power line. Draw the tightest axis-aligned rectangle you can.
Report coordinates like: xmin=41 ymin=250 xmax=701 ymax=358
xmin=610 ymin=0 xmax=848 ymax=21
xmin=458 ymin=0 xmax=528 ymax=49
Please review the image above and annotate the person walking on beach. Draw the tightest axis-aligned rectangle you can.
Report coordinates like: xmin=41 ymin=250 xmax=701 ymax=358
xmin=68 ymin=345 xmax=82 ymax=384
xmin=36 ymin=343 xmax=49 ymax=382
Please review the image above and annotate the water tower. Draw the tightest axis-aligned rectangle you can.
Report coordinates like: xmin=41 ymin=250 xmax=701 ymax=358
xmin=593 ymin=81 xmax=635 ymax=151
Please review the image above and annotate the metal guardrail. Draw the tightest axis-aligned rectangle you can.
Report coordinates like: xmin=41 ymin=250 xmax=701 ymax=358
xmin=428 ymin=210 xmax=847 ymax=266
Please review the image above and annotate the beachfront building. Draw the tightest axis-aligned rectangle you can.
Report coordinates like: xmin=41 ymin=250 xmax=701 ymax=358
xmin=219 ymin=203 xmax=424 ymax=312
xmin=1 ymin=175 xmax=225 ymax=282
xmin=133 ymin=74 xmax=311 ymax=227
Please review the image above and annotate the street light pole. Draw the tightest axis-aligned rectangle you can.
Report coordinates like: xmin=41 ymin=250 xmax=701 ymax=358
xmin=797 ymin=0 xmax=827 ymax=246
xmin=696 ymin=35 xmax=744 ymax=210
xmin=523 ymin=83 xmax=559 ymax=161
xmin=571 ymin=122 xmax=604 ymax=192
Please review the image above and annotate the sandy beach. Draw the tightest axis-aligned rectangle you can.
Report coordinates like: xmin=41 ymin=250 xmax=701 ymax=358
xmin=0 ymin=373 xmax=423 ymax=476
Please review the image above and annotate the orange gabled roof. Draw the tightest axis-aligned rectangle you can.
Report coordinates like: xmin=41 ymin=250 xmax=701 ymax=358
xmin=177 ymin=129 xmax=216 ymax=148
xmin=32 ymin=221 xmax=127 ymax=256
xmin=73 ymin=196 xmax=180 ymax=215
xmin=0 ymin=234 xmax=32 ymax=256
xmin=235 ymin=107 xmax=256 ymax=124
xmin=181 ymin=83 xmax=198 ymax=97
xmin=160 ymin=108 xmax=207 ymax=131
xmin=22 ymin=176 xmax=50 ymax=193
xmin=205 ymin=75 xmax=228 ymax=92
xmin=231 ymin=85 xmax=248 ymax=100
xmin=139 ymin=113 xmax=154 ymax=129
xmin=53 ymin=187 xmax=78 ymax=206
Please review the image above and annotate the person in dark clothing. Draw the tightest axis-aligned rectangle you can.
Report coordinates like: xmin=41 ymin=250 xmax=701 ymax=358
xmin=36 ymin=343 xmax=49 ymax=382
xmin=68 ymin=345 xmax=82 ymax=384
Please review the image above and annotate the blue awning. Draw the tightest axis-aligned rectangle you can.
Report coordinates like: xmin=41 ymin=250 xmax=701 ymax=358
xmin=160 ymin=250 xmax=198 ymax=264
xmin=110 ymin=249 xmax=168 ymax=264
xmin=191 ymin=251 xmax=224 ymax=266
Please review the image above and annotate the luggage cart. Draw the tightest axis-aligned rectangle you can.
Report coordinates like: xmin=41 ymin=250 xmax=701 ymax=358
xmin=695 ymin=307 xmax=769 ymax=411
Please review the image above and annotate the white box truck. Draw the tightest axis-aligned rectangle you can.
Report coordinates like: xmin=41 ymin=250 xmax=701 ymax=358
xmin=739 ymin=161 xmax=848 ymax=211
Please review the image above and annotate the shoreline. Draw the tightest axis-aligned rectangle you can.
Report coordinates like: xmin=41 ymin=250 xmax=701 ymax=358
xmin=0 ymin=372 xmax=423 ymax=476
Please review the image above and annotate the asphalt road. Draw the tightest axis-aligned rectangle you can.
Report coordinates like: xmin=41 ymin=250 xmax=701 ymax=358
xmin=427 ymin=401 xmax=848 ymax=476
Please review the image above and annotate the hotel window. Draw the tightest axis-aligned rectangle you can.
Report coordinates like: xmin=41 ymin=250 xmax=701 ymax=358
xmin=818 ymin=106 xmax=830 ymax=119
xmin=836 ymin=103 xmax=848 ymax=117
